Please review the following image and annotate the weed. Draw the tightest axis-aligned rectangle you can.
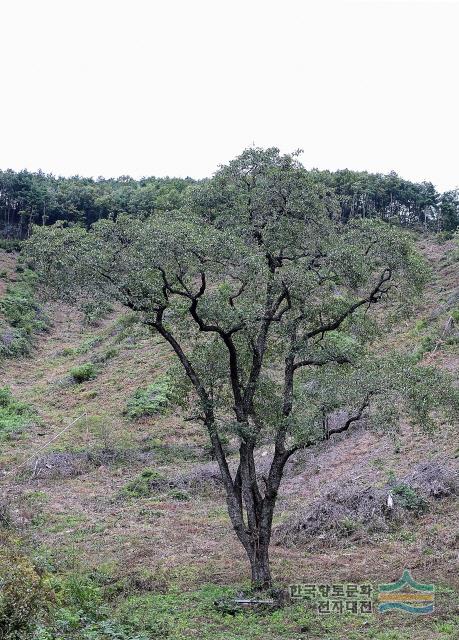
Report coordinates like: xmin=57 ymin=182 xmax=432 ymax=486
xmin=0 ymin=268 xmax=50 ymax=358
xmin=393 ymin=483 xmax=428 ymax=514
xmin=169 ymin=489 xmax=190 ymax=501
xmin=0 ymin=386 xmax=37 ymax=438
xmin=70 ymin=363 xmax=97 ymax=383
xmin=122 ymin=469 xmax=166 ymax=498
xmin=124 ymin=376 xmax=174 ymax=419
xmin=0 ymin=534 xmax=53 ymax=639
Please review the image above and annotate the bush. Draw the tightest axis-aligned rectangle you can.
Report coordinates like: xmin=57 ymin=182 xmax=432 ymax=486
xmin=124 ymin=376 xmax=174 ymax=419
xmin=0 ymin=501 xmax=12 ymax=529
xmin=0 ymin=320 xmax=31 ymax=357
xmin=0 ymin=239 xmax=22 ymax=252
xmin=81 ymin=301 xmax=113 ymax=326
xmin=0 ymin=386 xmax=37 ymax=439
xmin=70 ymin=363 xmax=97 ymax=383
xmin=393 ymin=483 xmax=428 ymax=514
xmin=0 ymin=268 xmax=50 ymax=358
xmin=0 ymin=535 xmax=53 ymax=639
xmin=122 ymin=469 xmax=165 ymax=498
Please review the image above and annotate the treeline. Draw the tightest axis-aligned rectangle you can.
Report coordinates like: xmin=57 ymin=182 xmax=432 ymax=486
xmin=0 ymin=170 xmax=194 ymax=238
xmin=0 ymin=165 xmax=457 ymax=238
xmin=313 ymin=169 xmax=458 ymax=230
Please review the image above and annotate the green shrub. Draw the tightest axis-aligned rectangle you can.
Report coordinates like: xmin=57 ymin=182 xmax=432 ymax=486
xmin=0 ymin=387 xmax=37 ymax=439
xmin=451 ymin=308 xmax=459 ymax=323
xmin=0 ymin=268 xmax=50 ymax=358
xmin=81 ymin=301 xmax=113 ymax=326
xmin=393 ymin=483 xmax=428 ymax=514
xmin=0 ymin=535 xmax=53 ymax=639
xmin=413 ymin=319 xmax=428 ymax=333
xmin=169 ymin=489 xmax=189 ymax=502
xmin=124 ymin=376 xmax=174 ymax=419
xmin=0 ymin=239 xmax=22 ymax=252
xmin=0 ymin=320 xmax=31 ymax=358
xmin=76 ymin=335 xmax=103 ymax=355
xmin=54 ymin=572 xmax=102 ymax=616
xmin=413 ymin=334 xmax=437 ymax=361
xmin=70 ymin=363 xmax=97 ymax=383
xmin=122 ymin=469 xmax=165 ymax=498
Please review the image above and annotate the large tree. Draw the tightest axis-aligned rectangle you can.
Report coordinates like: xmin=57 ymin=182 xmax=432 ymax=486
xmin=26 ymin=148 xmax=457 ymax=588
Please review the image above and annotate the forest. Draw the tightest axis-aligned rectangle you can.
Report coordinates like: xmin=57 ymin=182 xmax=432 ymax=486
xmin=0 ymin=163 xmax=458 ymax=241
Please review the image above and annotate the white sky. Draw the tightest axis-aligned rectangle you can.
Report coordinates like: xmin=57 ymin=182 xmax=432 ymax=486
xmin=1 ymin=0 xmax=458 ymax=190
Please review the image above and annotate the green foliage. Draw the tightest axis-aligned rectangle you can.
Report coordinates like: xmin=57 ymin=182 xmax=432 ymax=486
xmin=413 ymin=318 xmax=428 ymax=333
xmin=76 ymin=335 xmax=103 ymax=355
xmin=0 ymin=239 xmax=22 ymax=252
xmin=124 ymin=376 xmax=174 ymax=419
xmin=70 ymin=363 xmax=97 ymax=383
xmin=0 ymin=386 xmax=37 ymax=438
xmin=438 ymin=189 xmax=459 ymax=232
xmin=114 ymin=594 xmax=169 ymax=638
xmin=168 ymin=489 xmax=190 ymax=502
xmin=81 ymin=301 xmax=113 ymax=326
xmin=25 ymin=147 xmax=458 ymax=467
xmin=122 ymin=469 xmax=165 ymax=498
xmin=0 ymin=268 xmax=49 ymax=358
xmin=0 ymin=535 xmax=53 ymax=640
xmin=393 ymin=483 xmax=428 ymax=514
xmin=0 ymin=169 xmax=194 ymax=239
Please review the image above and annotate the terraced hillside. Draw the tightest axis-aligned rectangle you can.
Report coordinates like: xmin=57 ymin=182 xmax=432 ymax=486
xmin=0 ymin=235 xmax=458 ymax=640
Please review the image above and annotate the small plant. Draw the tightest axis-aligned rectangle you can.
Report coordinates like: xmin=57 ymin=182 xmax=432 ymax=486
xmin=0 ymin=501 xmax=12 ymax=529
xmin=337 ymin=517 xmax=358 ymax=536
xmin=70 ymin=363 xmax=96 ymax=383
xmin=101 ymin=347 xmax=118 ymax=361
xmin=0 ymin=386 xmax=37 ymax=439
xmin=81 ymin=300 xmax=113 ymax=326
xmin=0 ymin=239 xmax=22 ymax=252
xmin=75 ymin=335 xmax=103 ymax=355
xmin=413 ymin=319 xmax=428 ymax=333
xmin=114 ymin=594 xmax=170 ymax=638
xmin=122 ymin=469 xmax=165 ymax=498
xmin=393 ymin=483 xmax=428 ymax=514
xmin=169 ymin=489 xmax=189 ymax=501
xmin=0 ymin=268 xmax=50 ymax=358
xmin=0 ymin=535 xmax=53 ymax=639
xmin=124 ymin=376 xmax=174 ymax=419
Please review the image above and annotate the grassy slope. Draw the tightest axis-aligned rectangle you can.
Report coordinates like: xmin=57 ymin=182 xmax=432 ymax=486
xmin=0 ymin=235 xmax=458 ymax=640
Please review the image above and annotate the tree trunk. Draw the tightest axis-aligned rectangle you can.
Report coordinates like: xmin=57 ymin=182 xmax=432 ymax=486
xmin=248 ymin=542 xmax=271 ymax=589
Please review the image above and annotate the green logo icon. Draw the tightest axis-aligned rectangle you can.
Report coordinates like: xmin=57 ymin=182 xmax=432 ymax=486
xmin=378 ymin=570 xmax=434 ymax=614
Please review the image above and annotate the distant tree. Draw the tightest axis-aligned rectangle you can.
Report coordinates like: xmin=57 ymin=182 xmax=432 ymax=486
xmin=438 ymin=190 xmax=459 ymax=232
xmin=25 ymin=148 xmax=458 ymax=588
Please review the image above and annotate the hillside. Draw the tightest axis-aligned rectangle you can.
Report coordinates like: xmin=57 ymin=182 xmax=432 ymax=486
xmin=0 ymin=234 xmax=458 ymax=640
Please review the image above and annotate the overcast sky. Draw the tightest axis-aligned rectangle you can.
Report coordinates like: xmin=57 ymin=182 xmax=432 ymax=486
xmin=1 ymin=0 xmax=458 ymax=190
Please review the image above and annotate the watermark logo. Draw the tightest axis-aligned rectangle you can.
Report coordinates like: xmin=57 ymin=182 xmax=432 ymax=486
xmin=289 ymin=582 xmax=374 ymax=615
xmin=377 ymin=570 xmax=435 ymax=615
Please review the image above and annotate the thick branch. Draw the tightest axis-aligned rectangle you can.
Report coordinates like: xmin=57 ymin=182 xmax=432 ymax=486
xmin=305 ymin=268 xmax=392 ymax=340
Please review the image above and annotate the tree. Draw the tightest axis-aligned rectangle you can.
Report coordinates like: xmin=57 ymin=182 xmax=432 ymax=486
xmin=438 ymin=190 xmax=459 ymax=232
xmin=25 ymin=148 xmax=458 ymax=588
